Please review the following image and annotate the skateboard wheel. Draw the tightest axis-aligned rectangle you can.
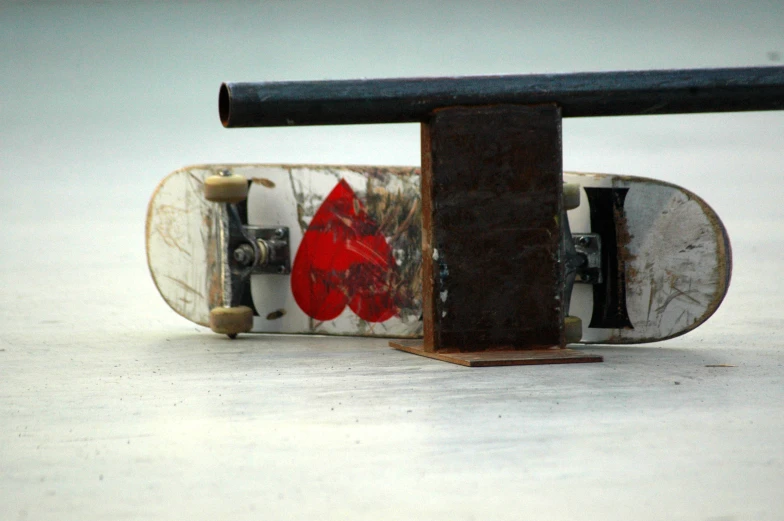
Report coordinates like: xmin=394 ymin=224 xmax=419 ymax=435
xmin=204 ymin=174 xmax=248 ymax=204
xmin=563 ymin=183 xmax=581 ymax=211
xmin=209 ymin=306 xmax=254 ymax=338
xmin=564 ymin=315 xmax=582 ymax=344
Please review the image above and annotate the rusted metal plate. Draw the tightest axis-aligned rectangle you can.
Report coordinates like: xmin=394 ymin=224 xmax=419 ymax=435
xmin=390 ymin=340 xmax=602 ymax=367
xmin=421 ymin=104 xmax=564 ymax=352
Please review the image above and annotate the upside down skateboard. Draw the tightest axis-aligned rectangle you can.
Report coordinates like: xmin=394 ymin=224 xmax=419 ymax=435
xmin=146 ymin=163 xmax=731 ymax=344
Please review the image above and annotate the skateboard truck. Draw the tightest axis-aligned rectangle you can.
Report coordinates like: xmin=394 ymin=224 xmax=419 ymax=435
xmin=202 ymin=170 xmax=292 ymax=337
xmin=218 ymin=66 xmax=784 ymax=365
xmin=228 ymin=222 xmax=291 ymax=276
xmin=570 ymin=234 xmax=602 ymax=285
xmin=215 ymin=169 xmax=292 ymax=279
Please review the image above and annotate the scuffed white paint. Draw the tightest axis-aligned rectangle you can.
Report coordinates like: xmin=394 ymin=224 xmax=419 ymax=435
xmin=148 ymin=165 xmax=728 ymax=343
xmin=146 ymin=166 xmax=227 ymax=327
xmin=564 ymin=172 xmax=728 ymax=344
xmin=247 ymin=164 xmax=422 ymax=338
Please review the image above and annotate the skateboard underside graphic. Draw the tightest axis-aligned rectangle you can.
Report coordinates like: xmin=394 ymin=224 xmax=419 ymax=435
xmin=146 ymin=164 xmax=731 ymax=344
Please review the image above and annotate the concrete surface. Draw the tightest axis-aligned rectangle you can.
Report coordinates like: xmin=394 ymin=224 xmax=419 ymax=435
xmin=1 ymin=1 xmax=783 ymax=520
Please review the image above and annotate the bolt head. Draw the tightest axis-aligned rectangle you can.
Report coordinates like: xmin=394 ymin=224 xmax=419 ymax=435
xmin=233 ymin=244 xmax=254 ymax=266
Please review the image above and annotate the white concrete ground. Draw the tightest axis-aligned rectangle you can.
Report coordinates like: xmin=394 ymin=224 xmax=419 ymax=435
xmin=1 ymin=2 xmax=783 ymax=520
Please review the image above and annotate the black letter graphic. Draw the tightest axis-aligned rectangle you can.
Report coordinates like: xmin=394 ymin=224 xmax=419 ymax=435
xmin=583 ymin=188 xmax=633 ymax=329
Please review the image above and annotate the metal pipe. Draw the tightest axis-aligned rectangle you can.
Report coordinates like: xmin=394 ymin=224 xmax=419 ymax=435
xmin=220 ymin=66 xmax=784 ymax=128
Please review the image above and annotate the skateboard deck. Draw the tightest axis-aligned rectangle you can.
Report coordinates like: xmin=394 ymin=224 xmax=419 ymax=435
xmin=146 ymin=164 xmax=731 ymax=344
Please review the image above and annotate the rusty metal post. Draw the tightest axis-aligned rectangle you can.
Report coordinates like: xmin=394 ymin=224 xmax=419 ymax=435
xmin=390 ymin=104 xmax=602 ymax=366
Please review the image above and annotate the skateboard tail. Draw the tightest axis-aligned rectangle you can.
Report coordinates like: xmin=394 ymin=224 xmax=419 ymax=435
xmin=567 ymin=173 xmax=732 ymax=344
xmin=621 ymin=180 xmax=732 ymax=344
xmin=146 ymin=167 xmax=232 ymax=327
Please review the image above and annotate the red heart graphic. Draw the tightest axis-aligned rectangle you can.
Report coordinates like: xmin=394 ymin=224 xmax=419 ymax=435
xmin=291 ymin=179 xmax=398 ymax=322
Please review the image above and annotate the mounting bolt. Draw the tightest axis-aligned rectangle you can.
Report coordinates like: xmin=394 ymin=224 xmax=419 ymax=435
xmin=277 ymin=265 xmax=287 ymax=274
xmin=274 ymin=228 xmax=286 ymax=239
xmin=579 ymin=236 xmax=591 ymax=247
xmin=233 ymin=244 xmax=255 ymax=266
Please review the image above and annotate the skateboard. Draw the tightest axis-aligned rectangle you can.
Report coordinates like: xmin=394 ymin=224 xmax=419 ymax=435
xmin=146 ymin=164 xmax=731 ymax=344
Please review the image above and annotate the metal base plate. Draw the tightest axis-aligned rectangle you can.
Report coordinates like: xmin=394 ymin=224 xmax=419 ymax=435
xmin=389 ymin=340 xmax=603 ymax=367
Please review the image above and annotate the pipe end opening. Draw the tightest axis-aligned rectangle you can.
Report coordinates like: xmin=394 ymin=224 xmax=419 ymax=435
xmin=219 ymin=83 xmax=231 ymax=127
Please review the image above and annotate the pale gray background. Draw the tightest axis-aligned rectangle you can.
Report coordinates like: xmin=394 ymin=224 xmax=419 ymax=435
xmin=1 ymin=1 xmax=783 ymax=520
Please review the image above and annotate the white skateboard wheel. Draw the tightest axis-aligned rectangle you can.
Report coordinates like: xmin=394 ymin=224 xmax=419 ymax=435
xmin=209 ymin=306 xmax=254 ymax=338
xmin=204 ymin=174 xmax=248 ymax=203
xmin=563 ymin=183 xmax=581 ymax=211
xmin=564 ymin=315 xmax=582 ymax=344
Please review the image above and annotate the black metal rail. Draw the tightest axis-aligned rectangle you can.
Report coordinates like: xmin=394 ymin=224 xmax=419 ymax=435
xmin=220 ymin=66 xmax=784 ymax=128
